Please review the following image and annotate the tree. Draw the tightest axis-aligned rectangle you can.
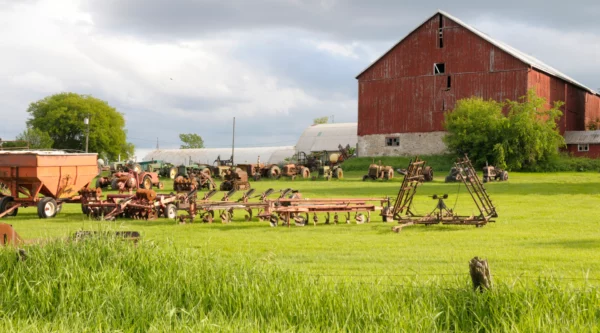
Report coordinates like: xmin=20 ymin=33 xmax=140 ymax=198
xmin=179 ymin=133 xmax=205 ymax=149
xmin=26 ymin=93 xmax=134 ymax=160
xmin=16 ymin=127 xmax=54 ymax=149
xmin=313 ymin=116 xmax=329 ymax=125
xmin=444 ymin=90 xmax=564 ymax=170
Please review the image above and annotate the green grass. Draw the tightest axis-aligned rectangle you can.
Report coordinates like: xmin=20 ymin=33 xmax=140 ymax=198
xmin=341 ymin=154 xmax=456 ymax=171
xmin=2 ymin=171 xmax=600 ymax=331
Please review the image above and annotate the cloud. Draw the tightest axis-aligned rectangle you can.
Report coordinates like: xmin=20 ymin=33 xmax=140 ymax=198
xmin=0 ymin=0 xmax=598 ymax=159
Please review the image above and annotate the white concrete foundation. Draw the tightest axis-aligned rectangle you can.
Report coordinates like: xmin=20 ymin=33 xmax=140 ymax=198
xmin=357 ymin=132 xmax=448 ymax=156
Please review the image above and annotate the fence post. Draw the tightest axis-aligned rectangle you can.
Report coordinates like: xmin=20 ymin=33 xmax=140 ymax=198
xmin=469 ymin=257 xmax=492 ymax=292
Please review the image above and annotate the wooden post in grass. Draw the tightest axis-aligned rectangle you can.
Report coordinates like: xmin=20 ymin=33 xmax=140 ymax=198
xmin=469 ymin=257 xmax=492 ymax=292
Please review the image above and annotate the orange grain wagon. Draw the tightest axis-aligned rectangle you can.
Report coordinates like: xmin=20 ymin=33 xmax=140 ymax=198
xmin=0 ymin=151 xmax=98 ymax=218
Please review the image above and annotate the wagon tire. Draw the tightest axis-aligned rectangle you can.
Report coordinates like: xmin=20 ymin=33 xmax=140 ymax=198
xmin=37 ymin=197 xmax=58 ymax=219
xmin=0 ymin=196 xmax=18 ymax=217
xmin=164 ymin=204 xmax=177 ymax=219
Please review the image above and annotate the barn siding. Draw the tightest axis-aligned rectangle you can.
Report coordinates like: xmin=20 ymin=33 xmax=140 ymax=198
xmin=357 ymin=13 xmax=529 ymax=136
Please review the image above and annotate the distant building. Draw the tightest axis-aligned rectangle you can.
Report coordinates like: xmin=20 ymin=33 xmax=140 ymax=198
xmin=356 ymin=10 xmax=600 ymax=156
xmin=143 ymin=146 xmax=295 ymax=165
xmin=564 ymin=131 xmax=600 ymax=158
xmin=295 ymin=123 xmax=357 ymax=154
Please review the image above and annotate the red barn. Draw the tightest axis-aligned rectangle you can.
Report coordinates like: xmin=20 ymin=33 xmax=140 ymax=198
xmin=356 ymin=10 xmax=600 ymax=156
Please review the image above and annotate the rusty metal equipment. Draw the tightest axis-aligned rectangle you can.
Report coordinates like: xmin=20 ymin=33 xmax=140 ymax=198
xmin=281 ymin=164 xmax=311 ymax=180
xmin=236 ymin=162 xmax=282 ymax=181
xmin=0 ymin=151 xmax=98 ymax=219
xmin=173 ymin=165 xmax=216 ymax=191
xmin=139 ymin=160 xmax=177 ymax=179
xmin=220 ymin=167 xmax=251 ymax=191
xmin=97 ymin=169 xmax=163 ymax=192
xmin=82 ymin=189 xmax=179 ymax=221
xmin=303 ymin=144 xmax=351 ymax=180
xmin=387 ymin=156 xmax=498 ymax=232
xmin=363 ymin=162 xmax=395 ymax=181
xmin=397 ymin=165 xmax=434 ymax=182
xmin=482 ymin=163 xmax=508 ymax=183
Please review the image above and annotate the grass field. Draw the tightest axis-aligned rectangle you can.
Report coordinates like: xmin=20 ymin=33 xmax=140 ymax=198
xmin=2 ymin=170 xmax=600 ymax=331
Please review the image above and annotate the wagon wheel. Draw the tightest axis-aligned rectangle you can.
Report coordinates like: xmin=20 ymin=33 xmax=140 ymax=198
xmin=335 ymin=168 xmax=344 ymax=179
xmin=244 ymin=208 xmax=253 ymax=221
xmin=0 ymin=196 xmax=18 ymax=217
xmin=142 ymin=176 xmax=152 ymax=190
xmin=37 ymin=197 xmax=58 ymax=219
xmin=301 ymin=168 xmax=310 ymax=179
xmin=220 ymin=210 xmax=232 ymax=223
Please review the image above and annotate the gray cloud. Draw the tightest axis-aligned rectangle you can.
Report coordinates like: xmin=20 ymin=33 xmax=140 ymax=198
xmin=83 ymin=0 xmax=600 ymax=41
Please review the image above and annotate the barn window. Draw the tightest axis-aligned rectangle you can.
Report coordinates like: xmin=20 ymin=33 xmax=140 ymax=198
xmin=386 ymin=137 xmax=400 ymax=147
xmin=434 ymin=63 xmax=445 ymax=75
xmin=578 ymin=144 xmax=589 ymax=152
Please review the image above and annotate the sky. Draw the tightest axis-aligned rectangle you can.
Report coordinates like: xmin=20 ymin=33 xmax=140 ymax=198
xmin=0 ymin=0 xmax=598 ymax=160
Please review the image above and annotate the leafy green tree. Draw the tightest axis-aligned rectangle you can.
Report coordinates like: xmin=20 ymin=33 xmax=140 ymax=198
xmin=444 ymin=90 xmax=564 ymax=170
xmin=179 ymin=133 xmax=205 ymax=149
xmin=26 ymin=93 xmax=134 ymax=160
xmin=16 ymin=127 xmax=54 ymax=149
xmin=313 ymin=117 xmax=329 ymax=125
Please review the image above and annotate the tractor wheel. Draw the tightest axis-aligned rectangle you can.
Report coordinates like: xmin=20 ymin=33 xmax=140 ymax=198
xmin=253 ymin=174 xmax=261 ymax=181
xmin=0 ymin=196 xmax=17 ymax=217
xmin=334 ymin=168 xmax=344 ymax=179
xmin=111 ymin=178 xmax=119 ymax=190
xmin=132 ymin=163 xmax=142 ymax=173
xmin=501 ymin=171 xmax=509 ymax=181
xmin=164 ymin=204 xmax=177 ymax=219
xmin=483 ymin=177 xmax=489 ymax=183
xmin=387 ymin=169 xmax=394 ymax=179
xmin=362 ymin=175 xmax=369 ymax=181
xmin=141 ymin=176 xmax=152 ymax=190
xmin=269 ymin=165 xmax=281 ymax=179
xmin=302 ymin=168 xmax=310 ymax=179
xmin=169 ymin=167 xmax=178 ymax=179
xmin=422 ymin=166 xmax=433 ymax=181
xmin=37 ymin=197 xmax=58 ymax=219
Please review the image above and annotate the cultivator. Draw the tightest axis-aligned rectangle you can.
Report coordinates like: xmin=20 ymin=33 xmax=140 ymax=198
xmin=81 ymin=188 xmax=178 ymax=221
xmin=389 ymin=156 xmax=498 ymax=232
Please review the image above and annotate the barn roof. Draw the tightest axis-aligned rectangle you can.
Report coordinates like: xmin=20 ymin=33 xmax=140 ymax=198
xmin=356 ymin=10 xmax=599 ymax=96
xmin=564 ymin=131 xmax=600 ymax=144
xmin=295 ymin=123 xmax=357 ymax=153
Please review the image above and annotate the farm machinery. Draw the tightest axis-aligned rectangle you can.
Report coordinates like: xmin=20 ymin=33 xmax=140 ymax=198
xmin=219 ymin=167 xmax=251 ymax=191
xmin=81 ymin=188 xmax=179 ymax=220
xmin=96 ymin=169 xmax=163 ymax=192
xmin=173 ymin=165 xmax=216 ymax=191
xmin=236 ymin=161 xmax=282 ymax=181
xmin=363 ymin=162 xmax=395 ymax=181
xmin=0 ymin=151 xmax=98 ymax=219
xmin=386 ymin=156 xmax=498 ymax=232
xmin=139 ymin=160 xmax=178 ymax=179
xmin=482 ymin=163 xmax=508 ymax=183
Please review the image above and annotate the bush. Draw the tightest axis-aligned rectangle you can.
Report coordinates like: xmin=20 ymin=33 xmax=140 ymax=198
xmin=444 ymin=90 xmax=564 ymax=170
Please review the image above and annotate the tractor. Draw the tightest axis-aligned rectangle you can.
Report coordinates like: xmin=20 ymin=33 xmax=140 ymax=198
xmin=97 ymin=170 xmax=163 ymax=193
xmin=220 ymin=167 xmax=251 ymax=191
xmin=237 ymin=160 xmax=282 ymax=181
xmin=173 ymin=165 xmax=216 ymax=191
xmin=482 ymin=163 xmax=508 ymax=183
xmin=363 ymin=162 xmax=395 ymax=181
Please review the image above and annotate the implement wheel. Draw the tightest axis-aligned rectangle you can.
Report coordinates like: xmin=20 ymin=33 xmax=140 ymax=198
xmin=268 ymin=165 xmax=281 ymax=179
xmin=141 ymin=176 xmax=152 ymax=190
xmin=334 ymin=168 xmax=344 ymax=179
xmin=0 ymin=196 xmax=18 ymax=217
xmin=37 ymin=197 xmax=58 ymax=219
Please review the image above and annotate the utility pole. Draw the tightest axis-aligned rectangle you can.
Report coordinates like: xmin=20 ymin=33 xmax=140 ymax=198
xmin=231 ymin=117 xmax=236 ymax=165
xmin=84 ymin=115 xmax=90 ymax=153
xmin=156 ymin=137 xmax=159 ymax=150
